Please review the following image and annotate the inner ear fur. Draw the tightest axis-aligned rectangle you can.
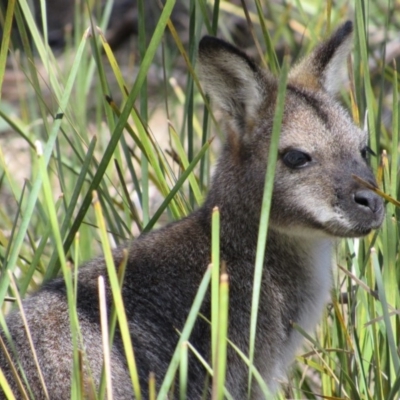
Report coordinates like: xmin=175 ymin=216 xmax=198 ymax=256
xmin=288 ymin=21 xmax=353 ymax=94
xmin=198 ymin=36 xmax=272 ymax=135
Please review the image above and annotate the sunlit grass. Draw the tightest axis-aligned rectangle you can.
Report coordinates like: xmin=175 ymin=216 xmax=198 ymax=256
xmin=0 ymin=0 xmax=399 ymax=399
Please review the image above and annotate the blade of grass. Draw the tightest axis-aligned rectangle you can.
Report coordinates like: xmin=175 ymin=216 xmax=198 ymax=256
xmin=354 ymin=1 xmax=378 ymax=170
xmin=49 ymin=0 xmax=176 ymax=275
xmin=17 ymin=0 xmax=62 ymax=101
xmin=7 ymin=272 xmax=50 ymax=399
xmin=97 ymin=250 xmax=129 ymax=400
xmin=138 ymin=0 xmax=150 ymax=226
xmin=149 ymin=372 xmax=156 ymax=400
xmin=114 ymin=159 xmax=143 ymax=231
xmin=144 ymin=137 xmax=212 ymax=232
xmin=157 ymin=265 xmax=212 ymax=399
xmin=98 ymin=275 xmax=113 ymax=400
xmin=247 ymin=56 xmax=289 ymax=396
xmin=0 ymin=0 xmax=16 ymax=100
xmin=390 ymin=62 xmax=398 ymax=200
xmin=211 ymin=206 xmax=220 ymax=367
xmin=92 ymin=191 xmax=141 ymax=399
xmin=213 ymin=272 xmax=229 ymax=400
xmin=35 ymin=141 xmax=83 ymax=397
xmin=42 ymin=136 xmax=97 ymax=281
xmin=0 ymin=30 xmax=88 ymax=304
xmin=0 ymin=331 xmax=30 ymax=399
xmin=228 ymin=340 xmax=272 ymax=398
xmin=185 ymin=340 xmax=234 ymax=400
xmin=179 ymin=342 xmax=188 ymax=400
xmin=371 ymin=248 xmax=400 ymax=374
xmin=255 ymin=0 xmax=280 ymax=75
xmin=387 ymin=373 xmax=400 ymax=400
xmin=169 ymin=123 xmax=203 ymax=205
xmin=0 ymin=361 xmax=17 ymax=400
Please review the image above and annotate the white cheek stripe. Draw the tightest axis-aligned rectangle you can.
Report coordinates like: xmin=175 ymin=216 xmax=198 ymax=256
xmin=297 ymin=195 xmax=354 ymax=229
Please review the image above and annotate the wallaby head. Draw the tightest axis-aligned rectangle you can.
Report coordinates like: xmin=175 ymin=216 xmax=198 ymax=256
xmin=198 ymin=21 xmax=384 ymax=241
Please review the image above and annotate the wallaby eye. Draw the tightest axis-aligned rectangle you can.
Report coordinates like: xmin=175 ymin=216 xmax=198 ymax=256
xmin=361 ymin=146 xmax=376 ymax=160
xmin=282 ymin=150 xmax=312 ymax=169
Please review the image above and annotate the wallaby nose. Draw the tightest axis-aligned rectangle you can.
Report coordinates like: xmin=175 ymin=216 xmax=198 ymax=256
xmin=354 ymin=190 xmax=383 ymax=214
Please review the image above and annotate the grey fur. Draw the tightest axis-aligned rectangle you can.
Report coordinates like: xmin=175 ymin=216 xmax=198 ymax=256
xmin=0 ymin=21 xmax=384 ymax=399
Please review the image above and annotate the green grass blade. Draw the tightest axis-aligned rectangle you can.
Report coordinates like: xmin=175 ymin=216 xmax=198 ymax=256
xmin=354 ymin=1 xmax=378 ymax=170
xmin=247 ymin=56 xmax=290 ymax=396
xmin=42 ymin=136 xmax=97 ymax=281
xmin=35 ymin=142 xmax=83 ymax=397
xmin=157 ymin=265 xmax=212 ymax=399
xmin=213 ymin=273 xmax=229 ymax=400
xmin=0 ymin=0 xmax=16 ymax=100
xmin=179 ymin=342 xmax=188 ymax=400
xmin=0 ymin=31 xmax=88 ymax=304
xmin=0 ymin=365 xmax=17 ymax=400
xmin=371 ymin=249 xmax=400 ymax=374
xmin=170 ymin=122 xmax=203 ymax=205
xmin=51 ymin=0 xmax=176 ymax=272
xmin=211 ymin=207 xmax=220 ymax=367
xmin=92 ymin=191 xmax=142 ymax=399
xmin=144 ymin=138 xmax=211 ymax=232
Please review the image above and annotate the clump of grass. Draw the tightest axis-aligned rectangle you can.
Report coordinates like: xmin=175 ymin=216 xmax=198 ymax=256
xmin=0 ymin=0 xmax=399 ymax=399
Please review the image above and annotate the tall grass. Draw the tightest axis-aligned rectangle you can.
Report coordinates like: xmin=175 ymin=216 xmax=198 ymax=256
xmin=0 ymin=0 xmax=399 ymax=399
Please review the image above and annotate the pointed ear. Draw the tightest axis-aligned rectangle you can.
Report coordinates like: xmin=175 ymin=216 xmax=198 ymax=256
xmin=289 ymin=21 xmax=353 ymax=94
xmin=198 ymin=36 xmax=267 ymax=134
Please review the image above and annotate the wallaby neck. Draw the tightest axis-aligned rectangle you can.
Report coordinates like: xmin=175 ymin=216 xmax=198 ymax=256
xmin=200 ymin=151 xmax=264 ymax=258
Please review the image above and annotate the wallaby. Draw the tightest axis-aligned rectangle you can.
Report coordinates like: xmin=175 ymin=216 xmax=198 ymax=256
xmin=0 ymin=21 xmax=384 ymax=399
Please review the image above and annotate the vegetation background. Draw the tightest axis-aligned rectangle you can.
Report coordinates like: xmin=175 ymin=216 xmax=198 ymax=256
xmin=0 ymin=0 xmax=399 ymax=399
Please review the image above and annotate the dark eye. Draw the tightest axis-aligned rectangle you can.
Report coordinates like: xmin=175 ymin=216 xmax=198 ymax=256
xmin=361 ymin=146 xmax=376 ymax=160
xmin=282 ymin=150 xmax=312 ymax=169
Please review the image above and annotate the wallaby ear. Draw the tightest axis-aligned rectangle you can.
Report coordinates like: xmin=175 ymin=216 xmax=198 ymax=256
xmin=198 ymin=36 xmax=266 ymax=134
xmin=289 ymin=21 xmax=353 ymax=94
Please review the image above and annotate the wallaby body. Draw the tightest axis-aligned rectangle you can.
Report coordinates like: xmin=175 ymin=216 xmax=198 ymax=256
xmin=0 ymin=21 xmax=384 ymax=399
